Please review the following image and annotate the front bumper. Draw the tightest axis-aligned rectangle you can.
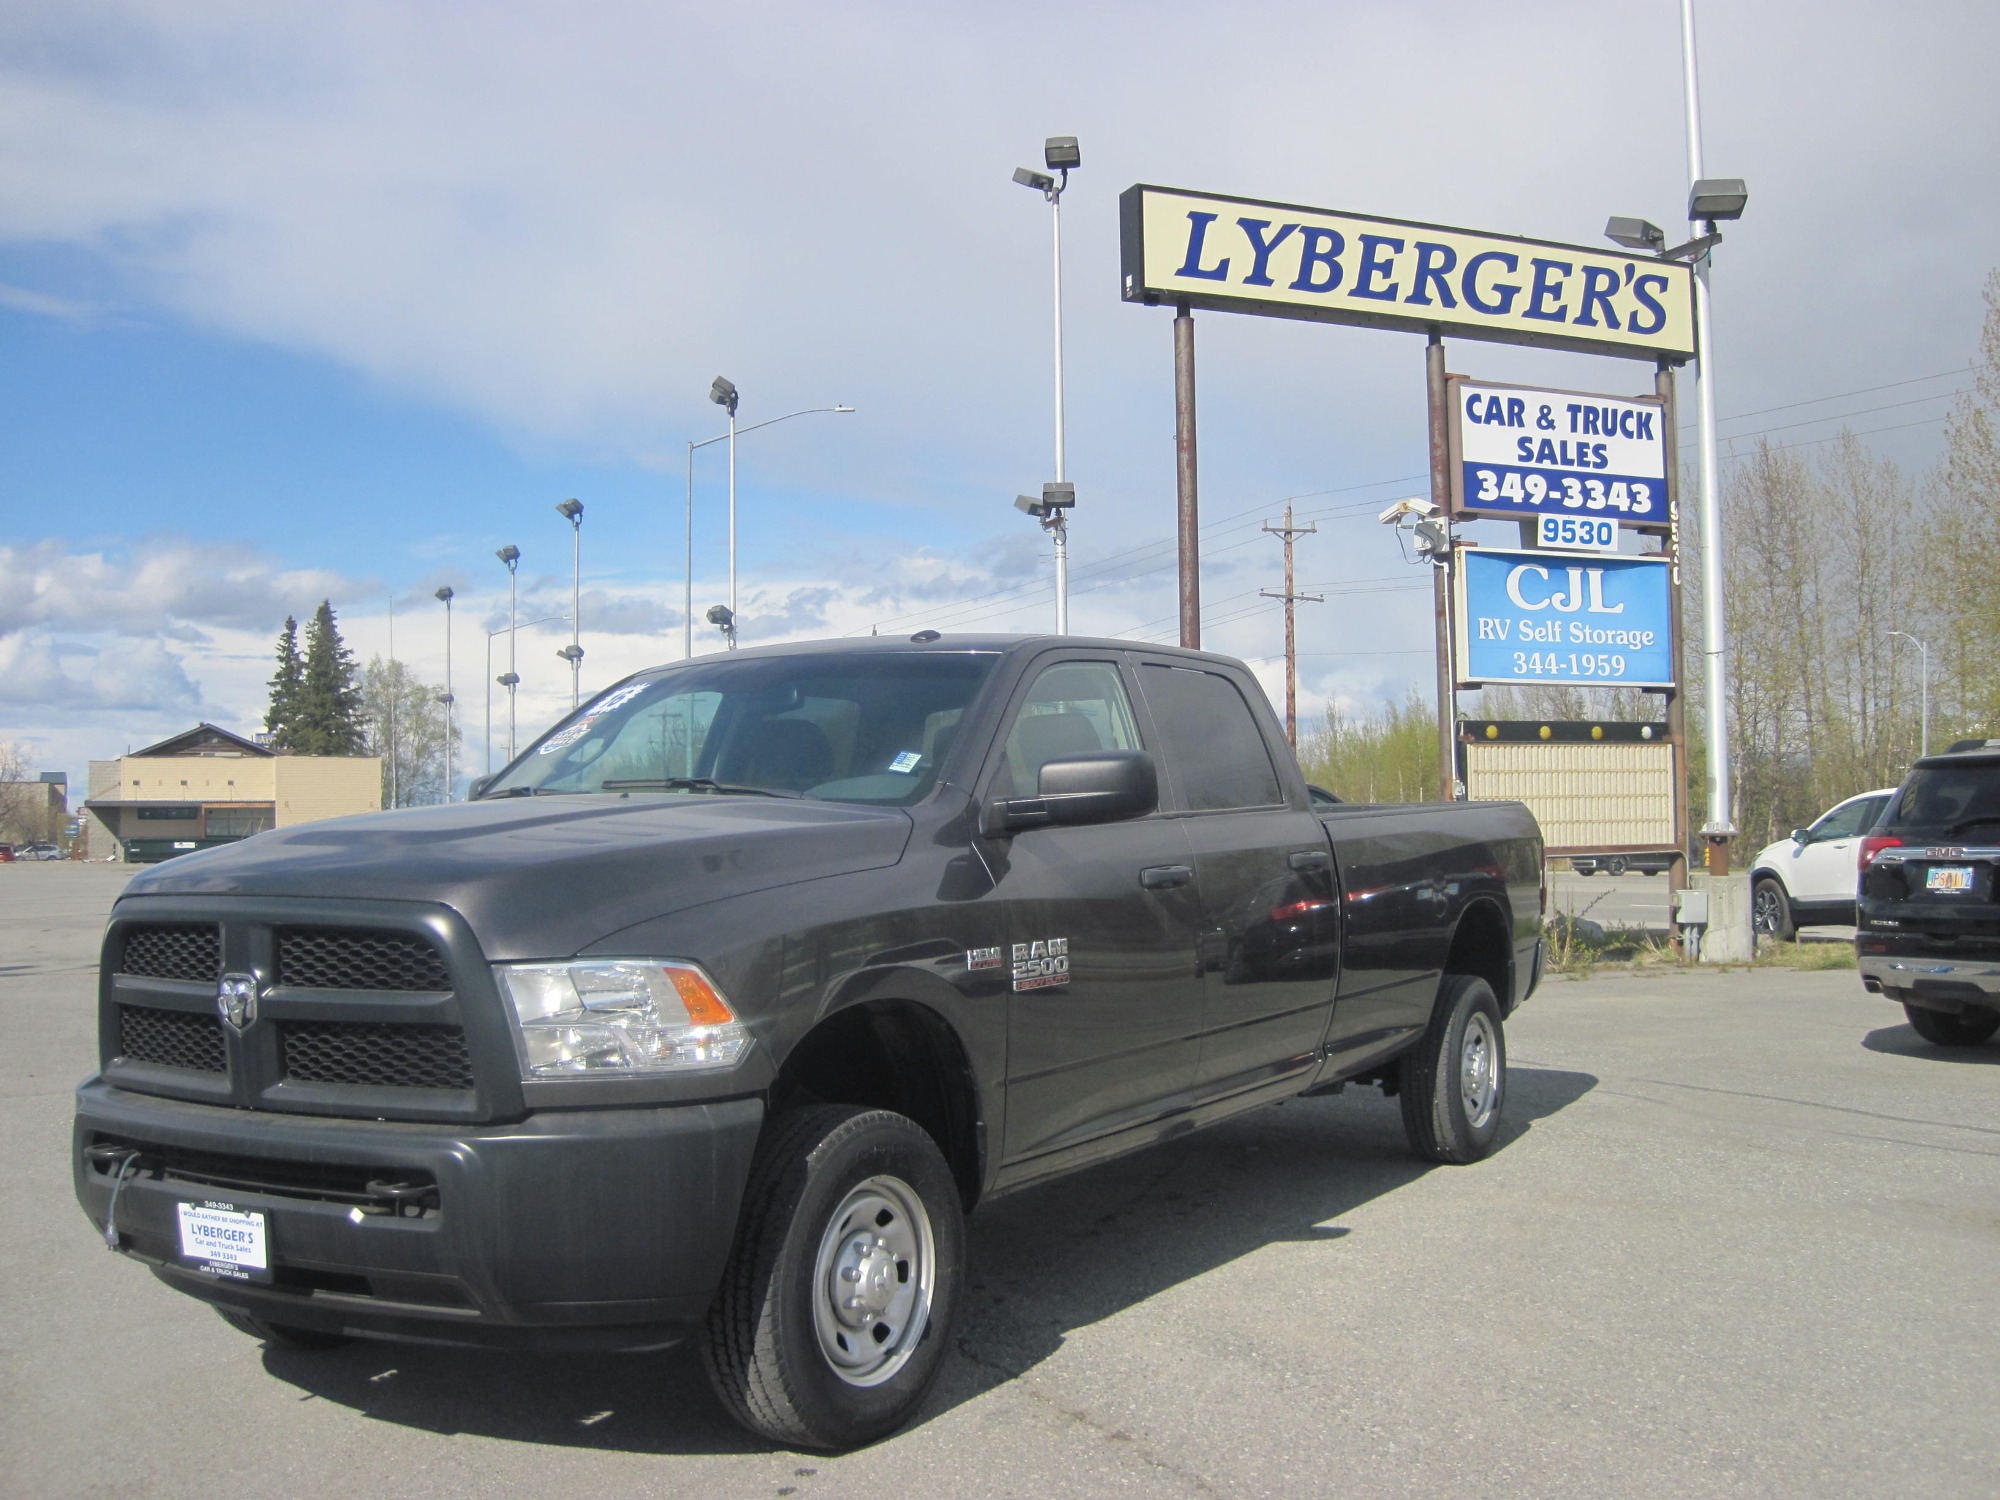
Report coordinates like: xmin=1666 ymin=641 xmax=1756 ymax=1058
xmin=1857 ymin=953 xmax=2000 ymax=1012
xmin=73 ymin=1078 xmax=764 ymax=1351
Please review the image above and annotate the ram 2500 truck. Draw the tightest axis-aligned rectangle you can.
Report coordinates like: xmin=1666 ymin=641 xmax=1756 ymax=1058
xmin=74 ymin=635 xmax=1544 ymax=1450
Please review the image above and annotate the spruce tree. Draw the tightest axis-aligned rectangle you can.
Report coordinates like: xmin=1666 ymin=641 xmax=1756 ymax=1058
xmin=264 ymin=615 xmax=304 ymax=750
xmin=296 ymin=600 xmax=367 ymax=755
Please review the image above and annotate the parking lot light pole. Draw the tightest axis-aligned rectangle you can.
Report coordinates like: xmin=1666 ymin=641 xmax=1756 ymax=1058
xmin=495 ymin=546 xmax=521 ymax=760
xmin=1891 ymin=630 xmax=1931 ymax=758
xmin=484 ymin=613 xmax=568 ymax=776
xmin=1014 ymin=135 xmax=1081 ymax=633
xmin=556 ymin=500 xmax=584 ymax=707
xmin=684 ymin=402 xmax=854 ymax=657
xmin=435 ymin=586 xmax=454 ymax=801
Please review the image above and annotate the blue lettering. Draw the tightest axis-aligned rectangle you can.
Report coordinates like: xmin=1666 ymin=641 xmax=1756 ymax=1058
xmin=1636 ymin=410 xmax=1655 ymax=440
xmin=1506 ymin=397 xmax=1526 ymax=428
xmin=1593 ymin=442 xmax=1608 ymax=468
xmin=1175 ymin=212 xmax=1231 ymax=281
xmin=1289 ymin=227 xmax=1344 ymax=292
xmin=1575 ymin=265 xmax=1622 ymax=328
xmin=1535 ymin=438 xmax=1559 ymax=465
xmin=1350 ymin=234 xmax=1403 ymax=300
xmin=1628 ymin=273 xmax=1669 ymax=334
xmin=1569 ymin=403 xmax=1589 ymax=435
xmin=1465 ymin=392 xmax=1485 ymax=424
xmin=1517 ymin=437 xmax=1535 ymax=462
xmin=1405 ymin=241 xmax=1458 ymax=308
xmin=1523 ymin=258 xmax=1572 ymax=322
xmin=1462 ymin=251 xmax=1520 ymax=315
xmin=1235 ymin=217 xmax=1297 ymax=287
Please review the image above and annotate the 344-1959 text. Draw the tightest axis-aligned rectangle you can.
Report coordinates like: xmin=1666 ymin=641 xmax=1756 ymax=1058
xmin=1511 ymin=652 xmax=1628 ymax=677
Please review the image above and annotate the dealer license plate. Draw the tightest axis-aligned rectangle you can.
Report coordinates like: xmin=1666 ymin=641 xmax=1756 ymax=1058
xmin=176 ymin=1199 xmax=271 ymax=1283
xmin=1926 ymin=865 xmax=1975 ymax=894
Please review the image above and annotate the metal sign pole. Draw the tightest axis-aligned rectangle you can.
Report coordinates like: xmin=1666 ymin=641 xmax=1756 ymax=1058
xmin=1426 ymin=335 xmax=1457 ymax=800
xmin=1174 ymin=303 xmax=1201 ymax=650
xmin=1658 ymin=360 xmax=1690 ymax=950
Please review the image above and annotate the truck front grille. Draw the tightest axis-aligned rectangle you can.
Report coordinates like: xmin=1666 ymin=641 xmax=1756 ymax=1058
xmin=120 ymin=924 xmax=221 ymax=982
xmin=279 ymin=1020 xmax=475 ymax=1090
xmin=278 ymin=929 xmax=452 ymax=992
xmin=118 ymin=1004 xmax=227 ymax=1073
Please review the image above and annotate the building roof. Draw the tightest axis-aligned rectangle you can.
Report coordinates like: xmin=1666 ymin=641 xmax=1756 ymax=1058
xmin=130 ymin=723 xmax=275 ymax=759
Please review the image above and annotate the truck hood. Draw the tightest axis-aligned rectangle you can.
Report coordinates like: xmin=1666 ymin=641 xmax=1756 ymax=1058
xmin=122 ymin=793 xmax=913 ymax=959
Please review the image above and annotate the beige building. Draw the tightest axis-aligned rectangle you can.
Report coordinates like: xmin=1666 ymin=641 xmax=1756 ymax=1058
xmin=85 ymin=724 xmax=382 ymax=862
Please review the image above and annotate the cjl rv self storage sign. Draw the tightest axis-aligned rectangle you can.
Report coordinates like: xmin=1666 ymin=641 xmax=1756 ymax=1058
xmin=1449 ymin=378 xmax=1669 ymax=529
xmin=1455 ymin=549 xmax=1673 ymax=688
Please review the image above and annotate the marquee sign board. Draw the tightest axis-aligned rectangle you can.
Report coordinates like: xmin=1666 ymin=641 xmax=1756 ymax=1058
xmin=1455 ymin=548 xmax=1674 ymax=688
xmin=1448 ymin=377 xmax=1670 ymax=531
xmin=1119 ymin=185 xmax=1697 ymax=362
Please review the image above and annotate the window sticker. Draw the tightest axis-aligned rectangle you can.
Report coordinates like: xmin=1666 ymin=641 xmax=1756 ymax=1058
xmin=538 ymin=717 xmax=599 ymax=754
xmin=584 ymin=683 xmax=651 ymax=717
xmin=887 ymin=751 xmax=923 ymax=774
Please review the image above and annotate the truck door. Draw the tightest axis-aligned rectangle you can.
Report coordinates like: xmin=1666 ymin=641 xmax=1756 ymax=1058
xmin=982 ymin=657 xmax=1206 ymax=1164
xmin=1135 ymin=660 xmax=1340 ymax=1100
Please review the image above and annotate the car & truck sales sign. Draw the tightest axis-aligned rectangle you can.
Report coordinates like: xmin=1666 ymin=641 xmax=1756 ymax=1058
xmin=1120 ymin=186 xmax=1696 ymax=362
xmin=1456 ymin=549 xmax=1673 ymax=688
xmin=1449 ymin=378 xmax=1669 ymax=529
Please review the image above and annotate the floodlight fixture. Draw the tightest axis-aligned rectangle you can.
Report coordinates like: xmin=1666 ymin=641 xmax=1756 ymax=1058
xmin=1604 ymin=216 xmax=1666 ymax=252
xmin=1041 ymin=481 xmax=1075 ymax=510
xmin=709 ymin=376 xmax=739 ymax=416
xmin=556 ymin=644 xmax=584 ymax=664
xmin=705 ymin=604 xmax=734 ymax=626
xmin=1015 ymin=494 xmax=1047 ymax=519
xmin=496 ymin=545 xmax=520 ymax=569
xmin=1043 ymin=136 xmax=1080 ymax=171
xmin=1012 ymin=166 xmax=1055 ymax=193
xmin=497 ymin=672 xmax=520 ymax=687
xmin=434 ymin=585 xmax=454 ymax=604
xmin=556 ymin=498 xmax=584 ymax=523
xmin=1688 ymin=178 xmax=1748 ymax=222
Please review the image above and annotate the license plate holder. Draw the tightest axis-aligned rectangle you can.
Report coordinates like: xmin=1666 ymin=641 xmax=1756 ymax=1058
xmin=1926 ymin=864 xmax=1975 ymax=894
xmin=176 ymin=1199 xmax=272 ymax=1283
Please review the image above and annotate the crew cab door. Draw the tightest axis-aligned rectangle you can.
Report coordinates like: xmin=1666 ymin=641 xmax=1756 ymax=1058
xmin=980 ymin=656 xmax=1205 ymax=1164
xmin=1134 ymin=659 xmax=1340 ymax=1100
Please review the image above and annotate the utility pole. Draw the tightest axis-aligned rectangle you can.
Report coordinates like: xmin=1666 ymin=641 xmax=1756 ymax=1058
xmin=1260 ymin=503 xmax=1322 ymax=748
xmin=387 ymin=593 xmax=398 ymax=808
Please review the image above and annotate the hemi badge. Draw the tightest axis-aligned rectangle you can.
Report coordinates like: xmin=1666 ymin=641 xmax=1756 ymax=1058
xmin=966 ymin=947 xmax=1004 ymax=972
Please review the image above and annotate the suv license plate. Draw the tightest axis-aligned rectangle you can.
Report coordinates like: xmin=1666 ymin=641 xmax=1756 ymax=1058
xmin=176 ymin=1200 xmax=271 ymax=1283
xmin=1927 ymin=865 xmax=1975 ymax=894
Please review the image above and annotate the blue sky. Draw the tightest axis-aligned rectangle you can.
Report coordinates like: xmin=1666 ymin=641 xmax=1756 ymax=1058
xmin=4 ymin=0 xmax=1996 ymax=793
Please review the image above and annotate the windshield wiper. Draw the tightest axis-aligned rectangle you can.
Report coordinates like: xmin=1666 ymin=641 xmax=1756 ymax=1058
xmin=601 ymin=777 xmax=804 ymax=799
xmin=486 ymin=785 xmax=564 ymax=798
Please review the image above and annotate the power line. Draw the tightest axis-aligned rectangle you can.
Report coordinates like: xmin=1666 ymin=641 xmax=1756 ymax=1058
xmin=1680 ymin=365 xmax=1971 ymax=428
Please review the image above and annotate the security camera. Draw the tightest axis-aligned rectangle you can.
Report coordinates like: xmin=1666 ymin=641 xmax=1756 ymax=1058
xmin=1376 ymin=497 xmax=1438 ymax=525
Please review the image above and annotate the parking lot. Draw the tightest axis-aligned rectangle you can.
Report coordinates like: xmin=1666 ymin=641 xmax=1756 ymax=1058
xmin=5 ymin=863 xmax=1996 ymax=1498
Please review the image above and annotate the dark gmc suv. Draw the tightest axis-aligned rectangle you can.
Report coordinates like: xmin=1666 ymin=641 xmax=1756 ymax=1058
xmin=1857 ymin=740 xmax=2000 ymax=1047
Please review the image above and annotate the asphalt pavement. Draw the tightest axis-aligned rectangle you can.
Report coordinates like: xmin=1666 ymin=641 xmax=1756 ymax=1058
xmin=4 ymin=862 xmax=1995 ymax=1498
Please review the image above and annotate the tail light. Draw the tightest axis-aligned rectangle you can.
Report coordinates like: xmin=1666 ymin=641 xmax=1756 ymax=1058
xmin=1859 ymin=834 xmax=1903 ymax=870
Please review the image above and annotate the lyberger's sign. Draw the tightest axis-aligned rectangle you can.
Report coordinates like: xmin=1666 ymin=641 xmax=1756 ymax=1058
xmin=1120 ymin=185 xmax=1696 ymax=362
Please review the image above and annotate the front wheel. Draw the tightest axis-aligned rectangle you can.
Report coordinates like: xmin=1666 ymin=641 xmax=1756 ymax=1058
xmin=1904 ymin=1003 xmax=2000 ymax=1047
xmin=1752 ymin=876 xmax=1795 ymax=942
xmin=703 ymin=1105 xmax=964 ymax=1451
xmin=1606 ymin=856 xmax=1628 ymax=877
xmin=1399 ymin=974 xmax=1506 ymax=1164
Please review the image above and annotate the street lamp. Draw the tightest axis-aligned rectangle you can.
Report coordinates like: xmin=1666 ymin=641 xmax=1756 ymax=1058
xmin=1891 ymin=630 xmax=1932 ymax=759
xmin=684 ymin=402 xmax=854 ymax=657
xmin=1013 ymin=134 xmax=1080 ymax=633
xmin=483 ymin=613 xmax=568 ymax=774
xmin=555 ymin=499 xmax=584 ymax=707
xmin=495 ymin=545 xmax=520 ymax=760
xmin=706 ymin=603 xmax=737 ymax=649
xmin=709 ymin=377 xmax=740 ymax=643
xmin=434 ymin=586 xmax=455 ymax=802
xmin=1014 ymin=484 xmax=1076 ymax=632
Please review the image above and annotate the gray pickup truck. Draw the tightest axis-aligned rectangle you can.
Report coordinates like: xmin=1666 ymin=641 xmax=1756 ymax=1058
xmin=74 ymin=635 xmax=1544 ymax=1450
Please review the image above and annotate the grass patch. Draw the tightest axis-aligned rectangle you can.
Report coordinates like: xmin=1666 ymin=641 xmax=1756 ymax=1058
xmin=1753 ymin=939 xmax=1857 ymax=971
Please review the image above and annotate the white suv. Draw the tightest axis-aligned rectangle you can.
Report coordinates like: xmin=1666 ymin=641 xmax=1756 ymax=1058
xmin=1749 ymin=788 xmax=1896 ymax=940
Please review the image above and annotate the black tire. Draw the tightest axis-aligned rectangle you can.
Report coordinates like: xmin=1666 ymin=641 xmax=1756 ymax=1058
xmin=1399 ymin=974 xmax=1506 ymax=1164
xmin=1903 ymin=1003 xmax=2000 ymax=1047
xmin=1606 ymin=856 xmax=1628 ymax=877
xmin=703 ymin=1105 xmax=964 ymax=1451
xmin=214 ymin=1308 xmax=351 ymax=1351
xmin=1751 ymin=876 xmax=1795 ymax=942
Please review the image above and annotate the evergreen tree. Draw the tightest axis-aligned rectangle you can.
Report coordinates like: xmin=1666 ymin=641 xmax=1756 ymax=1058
xmin=264 ymin=615 xmax=304 ymax=750
xmin=294 ymin=600 xmax=367 ymax=755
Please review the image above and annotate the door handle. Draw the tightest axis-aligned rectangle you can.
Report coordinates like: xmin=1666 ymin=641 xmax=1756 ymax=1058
xmin=1140 ymin=864 xmax=1194 ymax=890
xmin=1287 ymin=849 xmax=1332 ymax=872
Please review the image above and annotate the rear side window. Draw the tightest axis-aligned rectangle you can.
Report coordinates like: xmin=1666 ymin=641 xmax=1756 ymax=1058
xmin=1811 ymin=796 xmax=1885 ymax=841
xmin=1141 ymin=665 xmax=1283 ymax=811
xmin=1887 ymin=765 xmax=2000 ymax=834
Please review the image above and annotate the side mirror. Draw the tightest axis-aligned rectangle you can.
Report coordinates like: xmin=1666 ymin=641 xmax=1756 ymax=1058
xmin=469 ymin=775 xmax=496 ymax=800
xmin=980 ymin=751 xmax=1158 ymax=836
xmin=1790 ymin=828 xmax=1810 ymax=845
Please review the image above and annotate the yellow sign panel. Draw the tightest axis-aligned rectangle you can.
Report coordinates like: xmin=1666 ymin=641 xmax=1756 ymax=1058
xmin=1464 ymin=740 xmax=1678 ymax=855
xmin=1120 ymin=185 xmax=1696 ymax=362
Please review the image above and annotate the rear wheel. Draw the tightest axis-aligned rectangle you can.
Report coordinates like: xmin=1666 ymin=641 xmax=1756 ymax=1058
xmin=1752 ymin=876 xmax=1795 ymax=942
xmin=214 ymin=1308 xmax=351 ymax=1351
xmin=1399 ymin=975 xmax=1506 ymax=1164
xmin=1606 ymin=856 xmax=1628 ymax=877
xmin=1903 ymin=1003 xmax=2000 ymax=1047
xmin=703 ymin=1105 xmax=963 ymax=1451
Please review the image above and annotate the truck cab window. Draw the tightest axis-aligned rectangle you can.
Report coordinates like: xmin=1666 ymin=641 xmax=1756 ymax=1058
xmin=993 ymin=661 xmax=1142 ymax=798
xmin=1141 ymin=665 xmax=1283 ymax=811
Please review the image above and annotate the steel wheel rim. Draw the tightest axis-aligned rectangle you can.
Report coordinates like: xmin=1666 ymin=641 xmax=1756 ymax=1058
xmin=811 ymin=1173 xmax=935 ymax=1388
xmin=1753 ymin=887 xmax=1779 ymax=933
xmin=1459 ymin=1012 xmax=1499 ymax=1130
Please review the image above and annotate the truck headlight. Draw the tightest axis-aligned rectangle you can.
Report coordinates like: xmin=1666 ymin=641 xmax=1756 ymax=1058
xmin=494 ymin=960 xmax=749 ymax=1077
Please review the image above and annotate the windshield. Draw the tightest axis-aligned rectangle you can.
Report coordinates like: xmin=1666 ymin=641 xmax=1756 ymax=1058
xmin=1885 ymin=763 xmax=2000 ymax=835
xmin=483 ymin=651 xmax=998 ymax=806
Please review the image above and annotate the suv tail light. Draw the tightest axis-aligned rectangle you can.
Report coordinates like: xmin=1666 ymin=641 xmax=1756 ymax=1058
xmin=1859 ymin=834 xmax=1903 ymax=870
